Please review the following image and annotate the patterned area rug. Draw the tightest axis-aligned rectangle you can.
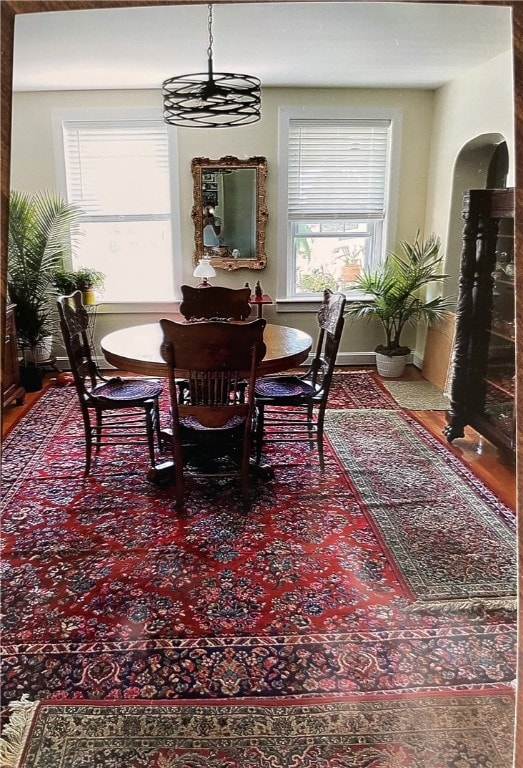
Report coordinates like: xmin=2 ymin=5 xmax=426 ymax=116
xmin=0 ymin=383 xmax=517 ymax=713
xmin=1 ymin=693 xmax=515 ymax=768
xmin=324 ymin=409 xmax=517 ymax=606
xmin=381 ymin=379 xmax=450 ymax=410
xmin=328 ymin=371 xmax=399 ymax=409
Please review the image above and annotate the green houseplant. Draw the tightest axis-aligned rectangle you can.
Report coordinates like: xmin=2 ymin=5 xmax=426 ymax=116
xmin=52 ymin=266 xmax=105 ymax=305
xmin=74 ymin=268 xmax=105 ymax=305
xmin=7 ymin=189 xmax=83 ymax=389
xmin=345 ymin=232 xmax=452 ymax=377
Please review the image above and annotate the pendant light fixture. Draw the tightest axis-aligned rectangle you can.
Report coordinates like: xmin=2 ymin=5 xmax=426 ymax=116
xmin=162 ymin=4 xmax=261 ymax=128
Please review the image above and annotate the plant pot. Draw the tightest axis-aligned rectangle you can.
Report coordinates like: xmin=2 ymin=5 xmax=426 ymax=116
xmin=19 ymin=365 xmax=44 ymax=392
xmin=340 ymin=264 xmax=361 ymax=284
xmin=375 ymin=352 xmax=407 ymax=378
xmin=81 ymin=288 xmax=97 ymax=306
xmin=33 ymin=335 xmax=53 ymax=364
xmin=23 ymin=336 xmax=53 ymax=365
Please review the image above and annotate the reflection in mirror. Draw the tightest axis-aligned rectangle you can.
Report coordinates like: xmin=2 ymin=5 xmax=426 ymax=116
xmin=192 ymin=156 xmax=268 ymax=271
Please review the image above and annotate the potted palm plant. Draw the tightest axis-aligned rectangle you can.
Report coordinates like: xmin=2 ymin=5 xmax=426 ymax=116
xmin=345 ymin=232 xmax=452 ymax=377
xmin=7 ymin=189 xmax=83 ymax=390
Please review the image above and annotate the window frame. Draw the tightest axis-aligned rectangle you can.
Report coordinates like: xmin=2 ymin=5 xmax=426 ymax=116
xmin=291 ymin=218 xmax=381 ymax=297
xmin=277 ymin=107 xmax=402 ymax=310
xmin=52 ymin=107 xmax=182 ymax=313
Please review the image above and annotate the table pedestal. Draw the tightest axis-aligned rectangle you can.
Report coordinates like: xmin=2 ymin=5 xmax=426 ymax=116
xmin=146 ymin=458 xmax=275 ymax=487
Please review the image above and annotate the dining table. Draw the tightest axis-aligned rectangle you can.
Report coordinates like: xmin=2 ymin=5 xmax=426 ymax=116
xmin=100 ymin=321 xmax=313 ymax=378
xmin=100 ymin=320 xmax=313 ymax=484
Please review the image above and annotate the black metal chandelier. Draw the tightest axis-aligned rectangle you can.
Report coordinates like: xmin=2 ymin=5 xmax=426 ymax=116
xmin=162 ymin=4 xmax=261 ymax=129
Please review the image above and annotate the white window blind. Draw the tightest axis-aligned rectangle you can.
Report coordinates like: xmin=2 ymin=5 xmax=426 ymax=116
xmin=63 ymin=120 xmax=170 ymax=218
xmin=59 ymin=115 xmax=175 ymax=303
xmin=288 ymin=119 xmax=391 ymax=219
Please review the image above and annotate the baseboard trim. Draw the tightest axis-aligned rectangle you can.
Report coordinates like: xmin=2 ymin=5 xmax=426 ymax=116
xmin=334 ymin=351 xmax=420 ymax=368
xmin=54 ymin=351 xmax=423 ymax=371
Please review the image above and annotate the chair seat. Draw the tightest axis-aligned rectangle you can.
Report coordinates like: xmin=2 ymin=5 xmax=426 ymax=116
xmin=180 ymin=414 xmax=246 ymax=431
xmin=255 ymin=376 xmax=317 ymax=399
xmin=92 ymin=377 xmax=163 ymax=402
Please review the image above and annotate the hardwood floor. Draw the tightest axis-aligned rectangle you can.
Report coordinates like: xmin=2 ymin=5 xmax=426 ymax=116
xmin=2 ymin=385 xmax=47 ymax=436
xmin=398 ymin=366 xmax=516 ymax=510
xmin=1 ymin=366 xmax=516 ymax=510
xmin=414 ymin=410 xmax=516 ymax=509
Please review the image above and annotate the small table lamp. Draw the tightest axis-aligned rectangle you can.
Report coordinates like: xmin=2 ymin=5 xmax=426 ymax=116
xmin=193 ymin=258 xmax=216 ymax=287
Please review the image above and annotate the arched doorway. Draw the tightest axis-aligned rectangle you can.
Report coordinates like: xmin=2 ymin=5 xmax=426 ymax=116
xmin=422 ymin=134 xmax=509 ymax=390
xmin=446 ymin=133 xmax=509 ymax=305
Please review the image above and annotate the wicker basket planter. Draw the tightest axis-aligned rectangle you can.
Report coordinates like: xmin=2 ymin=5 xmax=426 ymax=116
xmin=375 ymin=352 xmax=407 ymax=378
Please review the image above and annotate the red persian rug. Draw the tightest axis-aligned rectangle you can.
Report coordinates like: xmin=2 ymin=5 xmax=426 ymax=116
xmin=0 ymin=692 xmax=515 ymax=768
xmin=0 ymin=375 xmax=516 ymax=713
xmin=328 ymin=371 xmax=399 ymax=409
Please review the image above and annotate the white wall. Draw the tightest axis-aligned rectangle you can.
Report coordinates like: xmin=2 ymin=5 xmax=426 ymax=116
xmin=10 ymin=86 xmax=434 ymax=363
xmin=417 ymin=50 xmax=514 ymax=358
xmin=425 ymin=50 xmax=514 ymax=261
xmin=11 ymin=56 xmax=515 ymax=365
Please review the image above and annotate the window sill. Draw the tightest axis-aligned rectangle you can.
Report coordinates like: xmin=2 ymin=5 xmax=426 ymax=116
xmin=95 ymin=301 xmax=180 ymax=314
xmin=275 ymin=297 xmax=324 ymax=312
xmin=276 ymin=292 xmax=363 ymax=312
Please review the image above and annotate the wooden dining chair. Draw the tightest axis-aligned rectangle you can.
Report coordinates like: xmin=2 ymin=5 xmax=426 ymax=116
xmin=254 ymin=289 xmax=346 ymax=470
xmin=178 ymin=284 xmax=253 ymax=403
xmin=57 ymin=291 xmax=163 ymax=476
xmin=179 ymin=285 xmax=252 ymax=321
xmin=159 ymin=318 xmax=266 ymax=509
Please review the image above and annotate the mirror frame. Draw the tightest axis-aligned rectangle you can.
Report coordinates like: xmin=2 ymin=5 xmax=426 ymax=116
xmin=191 ymin=155 xmax=268 ymax=271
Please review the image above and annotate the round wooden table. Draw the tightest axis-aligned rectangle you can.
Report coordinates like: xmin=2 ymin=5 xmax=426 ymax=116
xmin=101 ymin=322 xmax=312 ymax=377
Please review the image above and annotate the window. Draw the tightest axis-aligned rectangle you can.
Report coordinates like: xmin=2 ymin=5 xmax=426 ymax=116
xmin=278 ymin=109 xmax=401 ymax=302
xmin=54 ymin=111 xmax=176 ymax=303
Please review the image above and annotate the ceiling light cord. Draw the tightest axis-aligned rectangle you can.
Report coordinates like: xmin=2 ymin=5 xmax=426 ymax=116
xmin=207 ymin=4 xmax=214 ymax=65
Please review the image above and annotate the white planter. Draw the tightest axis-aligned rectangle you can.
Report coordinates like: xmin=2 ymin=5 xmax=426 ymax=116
xmin=375 ymin=352 xmax=407 ymax=378
xmin=28 ymin=335 xmax=53 ymax=365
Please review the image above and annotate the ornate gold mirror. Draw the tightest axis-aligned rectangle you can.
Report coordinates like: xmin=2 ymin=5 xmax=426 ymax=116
xmin=191 ymin=156 xmax=268 ymax=271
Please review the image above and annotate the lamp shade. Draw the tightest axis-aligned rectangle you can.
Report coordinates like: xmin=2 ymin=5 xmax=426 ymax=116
xmin=193 ymin=258 xmax=216 ymax=287
xmin=193 ymin=259 xmax=216 ymax=279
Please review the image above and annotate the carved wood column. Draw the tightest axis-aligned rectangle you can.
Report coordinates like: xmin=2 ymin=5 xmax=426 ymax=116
xmin=444 ymin=190 xmax=501 ymax=442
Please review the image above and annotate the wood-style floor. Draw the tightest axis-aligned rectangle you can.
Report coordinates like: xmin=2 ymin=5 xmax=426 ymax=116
xmin=1 ymin=366 xmax=516 ymax=510
xmin=397 ymin=366 xmax=516 ymax=510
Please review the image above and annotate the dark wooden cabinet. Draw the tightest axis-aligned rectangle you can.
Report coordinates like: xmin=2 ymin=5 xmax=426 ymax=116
xmin=444 ymin=187 xmax=515 ymax=459
xmin=2 ymin=304 xmax=25 ymax=409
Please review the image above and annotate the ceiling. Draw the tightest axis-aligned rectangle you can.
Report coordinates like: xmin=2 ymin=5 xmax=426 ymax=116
xmin=12 ymin=2 xmax=512 ymax=92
